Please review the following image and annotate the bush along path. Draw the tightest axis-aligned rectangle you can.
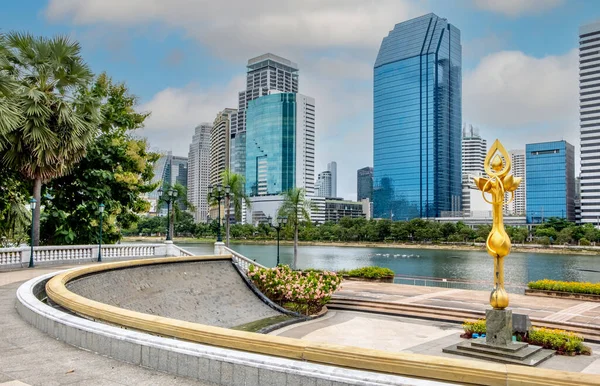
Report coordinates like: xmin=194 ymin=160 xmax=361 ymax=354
xmin=528 ymin=279 xmax=600 ymax=295
xmin=248 ymin=265 xmax=342 ymax=315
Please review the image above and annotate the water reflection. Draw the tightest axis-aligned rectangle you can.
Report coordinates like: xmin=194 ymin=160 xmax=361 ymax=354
xmin=179 ymin=243 xmax=600 ymax=292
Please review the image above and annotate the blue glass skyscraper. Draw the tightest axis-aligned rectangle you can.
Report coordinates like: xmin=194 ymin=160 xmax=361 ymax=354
xmin=373 ymin=13 xmax=462 ymax=220
xmin=526 ymin=141 xmax=575 ymax=223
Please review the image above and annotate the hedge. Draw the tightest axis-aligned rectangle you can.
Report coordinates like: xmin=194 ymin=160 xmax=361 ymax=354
xmin=527 ymin=279 xmax=600 ymax=295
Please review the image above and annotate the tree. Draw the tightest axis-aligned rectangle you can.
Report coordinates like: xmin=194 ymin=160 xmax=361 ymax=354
xmin=0 ymin=32 xmax=101 ymax=245
xmin=220 ymin=169 xmax=251 ymax=247
xmin=40 ymin=74 xmax=157 ymax=244
xmin=277 ymin=188 xmax=312 ymax=269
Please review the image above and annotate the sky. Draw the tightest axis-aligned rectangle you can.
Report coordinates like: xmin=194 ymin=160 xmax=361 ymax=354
xmin=2 ymin=0 xmax=598 ymax=200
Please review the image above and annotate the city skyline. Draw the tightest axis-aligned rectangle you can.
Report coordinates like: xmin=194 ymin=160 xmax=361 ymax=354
xmin=2 ymin=1 xmax=599 ymax=200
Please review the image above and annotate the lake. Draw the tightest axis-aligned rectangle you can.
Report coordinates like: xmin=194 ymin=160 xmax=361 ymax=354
xmin=179 ymin=243 xmax=600 ymax=293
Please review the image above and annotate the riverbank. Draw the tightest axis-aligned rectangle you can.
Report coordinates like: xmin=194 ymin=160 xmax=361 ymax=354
xmin=122 ymin=236 xmax=600 ymax=256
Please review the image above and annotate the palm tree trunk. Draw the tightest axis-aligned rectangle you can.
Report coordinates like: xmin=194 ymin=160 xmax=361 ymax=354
xmin=32 ymin=177 xmax=42 ymax=246
xmin=225 ymin=196 xmax=231 ymax=247
xmin=293 ymin=224 xmax=298 ymax=269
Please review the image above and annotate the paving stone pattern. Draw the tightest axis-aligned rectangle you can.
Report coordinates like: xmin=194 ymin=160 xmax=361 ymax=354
xmin=67 ymin=260 xmax=281 ymax=328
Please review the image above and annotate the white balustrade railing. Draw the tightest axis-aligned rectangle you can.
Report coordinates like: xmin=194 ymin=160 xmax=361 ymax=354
xmin=0 ymin=242 xmax=189 ymax=268
xmin=224 ymin=246 xmax=266 ymax=274
xmin=171 ymin=244 xmax=194 ymax=256
xmin=0 ymin=247 xmax=24 ymax=266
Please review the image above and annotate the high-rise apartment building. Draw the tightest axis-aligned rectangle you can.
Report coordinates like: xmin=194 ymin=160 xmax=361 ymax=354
xmin=579 ymin=20 xmax=600 ymax=224
xmin=187 ymin=123 xmax=212 ymax=222
xmin=373 ymin=13 xmax=462 ymax=220
xmin=357 ymin=167 xmax=374 ymax=201
xmin=245 ymin=92 xmax=315 ymax=197
xmin=231 ymin=54 xmax=299 ymax=177
xmin=461 ymin=124 xmax=486 ymax=182
xmin=316 ymin=170 xmax=332 ymax=197
xmin=327 ymin=161 xmax=337 ymax=198
xmin=209 ymin=108 xmax=236 ymax=186
xmin=507 ymin=150 xmax=526 ymax=215
xmin=526 ymin=141 xmax=575 ymax=223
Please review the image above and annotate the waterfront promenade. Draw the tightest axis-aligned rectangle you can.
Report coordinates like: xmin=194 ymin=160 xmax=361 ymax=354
xmin=2 ymin=263 xmax=600 ymax=384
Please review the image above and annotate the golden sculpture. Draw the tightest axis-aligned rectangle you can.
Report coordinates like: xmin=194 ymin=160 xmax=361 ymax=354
xmin=473 ymin=140 xmax=522 ymax=310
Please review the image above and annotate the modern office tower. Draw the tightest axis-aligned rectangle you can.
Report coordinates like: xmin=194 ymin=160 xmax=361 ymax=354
xmin=506 ymin=150 xmax=526 ymax=215
xmin=373 ymin=13 xmax=462 ymax=220
xmin=316 ymin=170 xmax=333 ymax=197
xmin=149 ymin=152 xmax=188 ymax=215
xmin=357 ymin=166 xmax=374 ymax=201
xmin=461 ymin=124 xmax=486 ymax=182
xmin=526 ymin=141 xmax=575 ymax=223
xmin=579 ymin=20 xmax=600 ymax=224
xmin=327 ymin=161 xmax=337 ymax=198
xmin=575 ymin=176 xmax=582 ymax=224
xmin=230 ymin=54 xmax=300 ymax=176
xmin=245 ymin=92 xmax=315 ymax=197
xmin=209 ymin=108 xmax=237 ymax=187
xmin=187 ymin=123 xmax=212 ymax=222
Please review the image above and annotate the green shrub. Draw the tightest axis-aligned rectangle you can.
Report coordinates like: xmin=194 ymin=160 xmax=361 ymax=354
xmin=248 ymin=265 xmax=342 ymax=315
xmin=526 ymin=327 xmax=588 ymax=355
xmin=474 ymin=237 xmax=485 ymax=243
xmin=528 ymin=279 xmax=600 ymax=295
xmin=462 ymin=319 xmax=486 ymax=335
xmin=345 ymin=266 xmax=395 ymax=279
xmin=580 ymin=238 xmax=591 ymax=246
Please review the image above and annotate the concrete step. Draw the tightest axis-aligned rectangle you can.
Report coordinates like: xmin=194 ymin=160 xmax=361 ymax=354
xmin=458 ymin=340 xmax=541 ymax=360
xmin=443 ymin=340 xmax=555 ymax=366
xmin=329 ymin=297 xmax=600 ymax=343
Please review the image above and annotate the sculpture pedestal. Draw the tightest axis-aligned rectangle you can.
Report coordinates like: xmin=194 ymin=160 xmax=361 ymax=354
xmin=486 ymin=309 xmax=513 ymax=346
xmin=443 ymin=309 xmax=554 ymax=366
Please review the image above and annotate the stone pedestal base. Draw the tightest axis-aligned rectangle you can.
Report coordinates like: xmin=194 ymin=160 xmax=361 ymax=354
xmin=443 ymin=309 xmax=554 ymax=366
xmin=486 ymin=309 xmax=512 ymax=346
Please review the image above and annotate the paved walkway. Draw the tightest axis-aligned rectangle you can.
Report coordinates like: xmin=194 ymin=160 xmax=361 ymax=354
xmin=336 ymin=281 xmax=600 ymax=326
xmin=0 ymin=265 xmax=212 ymax=385
xmin=272 ymin=310 xmax=600 ymax=374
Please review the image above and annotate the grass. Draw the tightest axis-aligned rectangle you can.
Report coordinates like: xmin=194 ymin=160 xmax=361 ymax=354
xmin=230 ymin=315 xmax=295 ymax=332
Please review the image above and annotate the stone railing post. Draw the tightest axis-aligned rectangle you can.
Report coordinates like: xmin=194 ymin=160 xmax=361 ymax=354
xmin=164 ymin=241 xmax=176 ymax=257
xmin=21 ymin=247 xmax=30 ymax=267
xmin=214 ymin=241 xmax=226 ymax=255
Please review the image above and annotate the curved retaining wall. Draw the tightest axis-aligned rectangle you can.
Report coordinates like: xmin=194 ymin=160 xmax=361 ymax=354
xmin=17 ymin=256 xmax=600 ymax=386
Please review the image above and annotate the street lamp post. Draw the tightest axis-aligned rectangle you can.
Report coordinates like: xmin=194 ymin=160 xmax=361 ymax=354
xmin=268 ymin=215 xmax=288 ymax=266
xmin=208 ymin=184 xmax=230 ymax=243
xmin=98 ymin=203 xmax=105 ymax=262
xmin=29 ymin=198 xmax=36 ymax=268
xmin=158 ymin=186 xmax=178 ymax=241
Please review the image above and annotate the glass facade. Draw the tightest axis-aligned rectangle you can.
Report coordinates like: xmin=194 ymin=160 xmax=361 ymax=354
xmin=373 ymin=13 xmax=462 ymax=220
xmin=357 ymin=166 xmax=374 ymax=201
xmin=245 ymin=93 xmax=297 ymax=196
xmin=526 ymin=141 xmax=575 ymax=223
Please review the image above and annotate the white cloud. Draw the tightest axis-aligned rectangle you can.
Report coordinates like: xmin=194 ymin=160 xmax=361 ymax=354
xmin=472 ymin=0 xmax=563 ymax=17
xmin=464 ymin=49 xmax=579 ymax=158
xmin=45 ymin=0 xmax=422 ymax=60
xmin=138 ymin=76 xmax=245 ymax=156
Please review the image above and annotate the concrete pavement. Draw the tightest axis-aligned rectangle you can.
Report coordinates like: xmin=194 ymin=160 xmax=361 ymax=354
xmin=0 ymin=265 xmax=214 ymax=385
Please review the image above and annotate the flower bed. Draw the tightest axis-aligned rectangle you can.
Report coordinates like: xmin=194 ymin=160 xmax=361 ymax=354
xmin=248 ymin=265 xmax=342 ymax=315
xmin=460 ymin=320 xmax=592 ymax=355
xmin=527 ymin=279 xmax=600 ymax=295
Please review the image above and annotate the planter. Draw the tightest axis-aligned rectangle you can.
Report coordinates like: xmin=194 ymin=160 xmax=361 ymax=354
xmin=525 ymin=289 xmax=600 ymax=302
xmin=343 ymin=275 xmax=394 ymax=283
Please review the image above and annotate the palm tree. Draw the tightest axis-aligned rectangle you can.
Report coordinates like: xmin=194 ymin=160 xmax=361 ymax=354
xmin=220 ymin=169 xmax=251 ymax=247
xmin=159 ymin=183 xmax=194 ymax=239
xmin=277 ymin=187 xmax=312 ymax=269
xmin=0 ymin=32 xmax=100 ymax=245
